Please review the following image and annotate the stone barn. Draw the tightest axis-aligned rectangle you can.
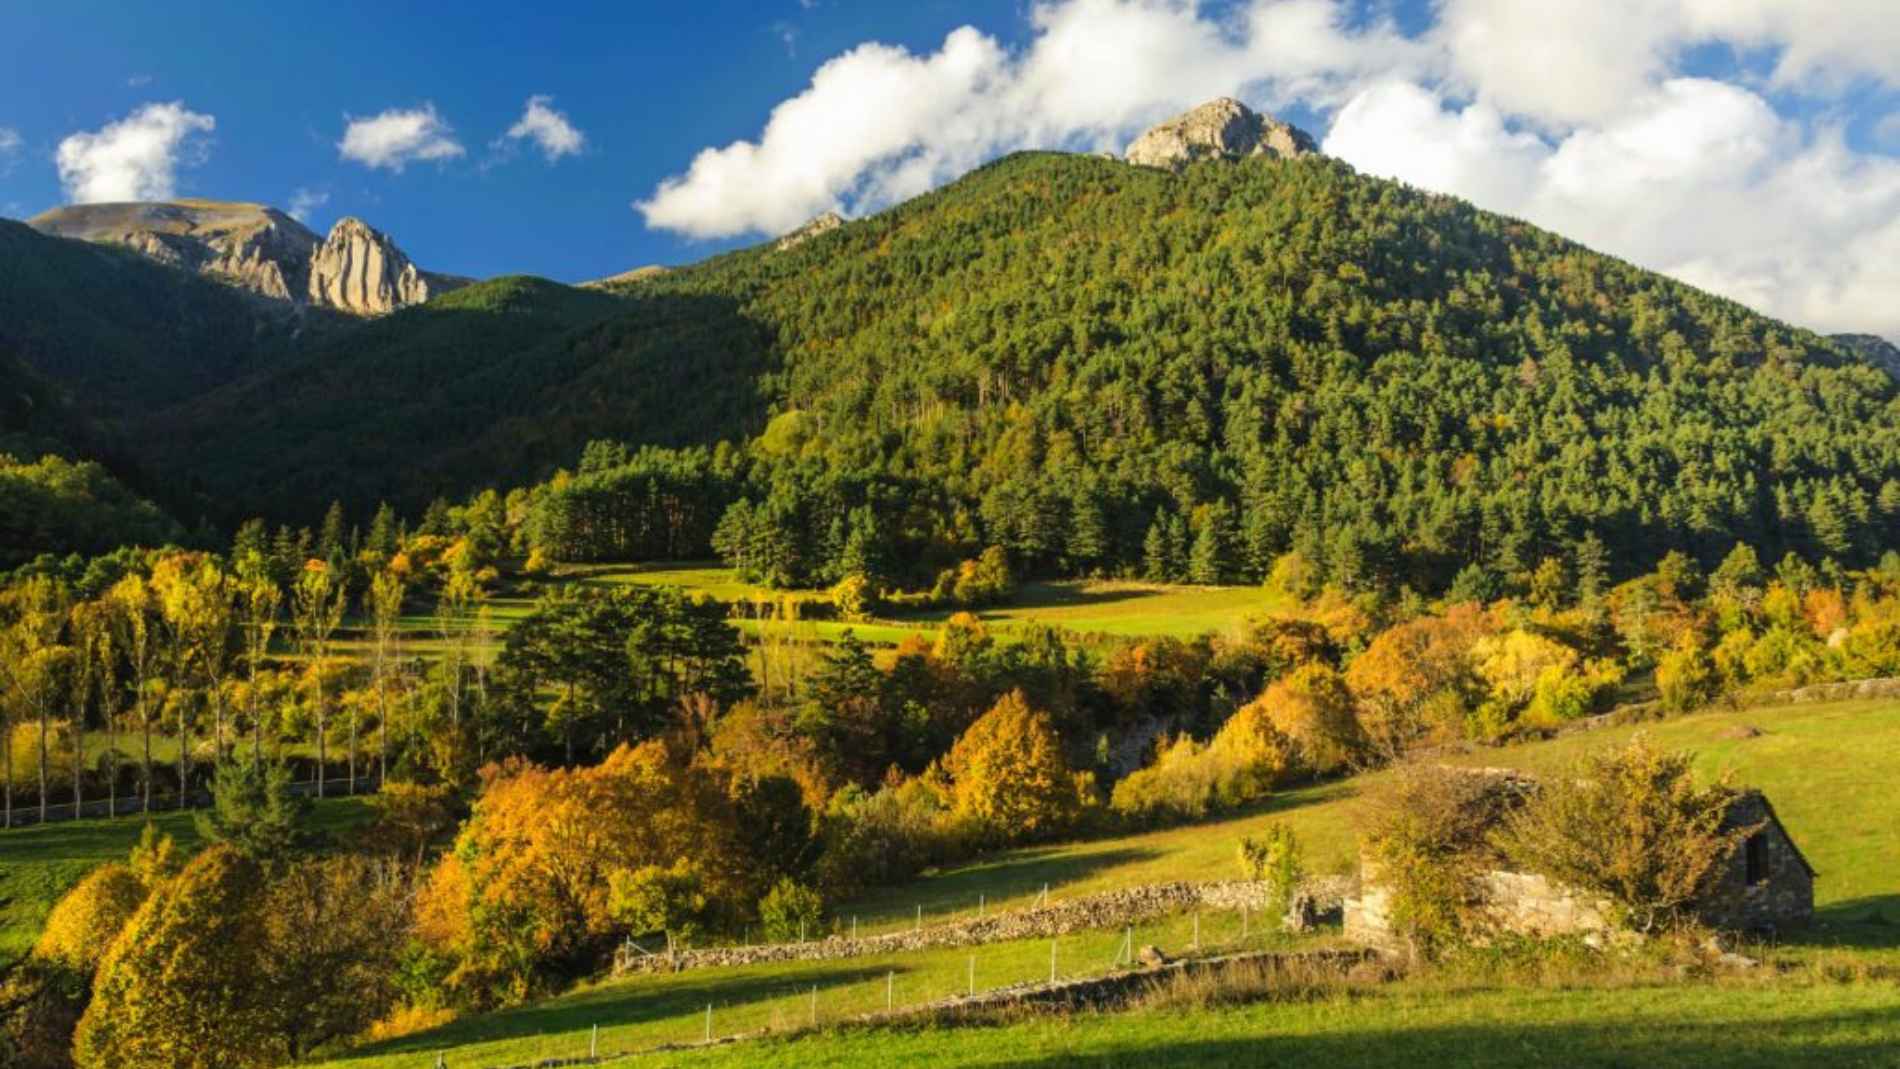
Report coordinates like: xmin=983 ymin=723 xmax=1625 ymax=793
xmin=1344 ymin=778 xmax=1815 ymax=947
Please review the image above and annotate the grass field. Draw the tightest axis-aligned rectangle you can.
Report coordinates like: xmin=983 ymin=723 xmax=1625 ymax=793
xmin=586 ymin=562 xmax=1291 ymax=645
xmin=0 ymin=796 xmax=371 ymax=962
xmin=673 ymin=980 xmax=1900 ymax=1068
xmin=302 ymin=695 xmax=1900 ymax=1068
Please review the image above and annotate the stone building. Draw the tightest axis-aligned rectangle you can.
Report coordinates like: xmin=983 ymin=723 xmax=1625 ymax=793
xmin=1344 ymin=781 xmax=1815 ymax=947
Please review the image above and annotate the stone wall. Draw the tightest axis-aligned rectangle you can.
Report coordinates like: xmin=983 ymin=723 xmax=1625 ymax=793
xmin=614 ymin=879 xmax=1343 ymax=977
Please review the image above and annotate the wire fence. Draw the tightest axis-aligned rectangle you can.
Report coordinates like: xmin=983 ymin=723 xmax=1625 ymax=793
xmin=418 ymin=904 xmax=1293 ymax=1068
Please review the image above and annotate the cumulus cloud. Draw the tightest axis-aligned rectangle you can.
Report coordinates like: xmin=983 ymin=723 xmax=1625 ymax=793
xmin=55 ymin=102 xmax=215 ymax=203
xmin=287 ymin=187 xmax=329 ymax=223
xmin=500 ymin=95 xmax=585 ymax=162
xmin=338 ymin=104 xmax=464 ymax=171
xmin=638 ymin=0 xmax=1417 ymax=238
xmin=639 ymin=0 xmax=1900 ymax=338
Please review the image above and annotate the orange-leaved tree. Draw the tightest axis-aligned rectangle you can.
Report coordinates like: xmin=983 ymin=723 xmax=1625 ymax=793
xmin=942 ymin=689 xmax=1090 ymax=843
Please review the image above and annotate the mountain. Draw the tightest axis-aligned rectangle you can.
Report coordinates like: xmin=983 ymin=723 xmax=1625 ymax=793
xmin=1832 ymin=333 xmax=1900 ymax=382
xmin=27 ymin=199 xmax=467 ymax=316
xmin=123 ymin=136 xmax=1900 ymax=588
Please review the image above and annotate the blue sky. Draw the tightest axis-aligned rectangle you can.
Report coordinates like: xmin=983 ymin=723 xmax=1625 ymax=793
xmin=2 ymin=2 xmax=1897 ymax=336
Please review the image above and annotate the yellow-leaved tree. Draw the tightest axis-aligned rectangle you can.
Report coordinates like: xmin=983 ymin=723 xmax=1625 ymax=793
xmin=942 ymin=689 xmax=1090 ymax=842
xmin=1255 ymin=663 xmax=1362 ymax=775
xmin=75 ymin=845 xmax=278 ymax=1069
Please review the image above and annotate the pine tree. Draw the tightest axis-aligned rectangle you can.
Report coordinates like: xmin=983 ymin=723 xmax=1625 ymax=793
xmin=1573 ymin=532 xmax=1610 ymax=604
xmin=317 ymin=502 xmax=347 ymax=564
xmin=366 ymin=502 xmax=399 ymax=558
xmin=1142 ymin=513 xmax=1171 ymax=583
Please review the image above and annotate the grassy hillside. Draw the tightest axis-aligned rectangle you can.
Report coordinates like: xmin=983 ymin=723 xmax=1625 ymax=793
xmin=297 ymin=695 xmax=1900 ymax=1068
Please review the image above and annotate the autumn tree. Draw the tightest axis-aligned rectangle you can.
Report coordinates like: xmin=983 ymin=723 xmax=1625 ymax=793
xmin=290 ymin=560 xmax=347 ymax=797
xmin=367 ymin=569 xmax=406 ymax=782
xmin=1254 ymin=663 xmax=1362 ymax=775
xmin=233 ymin=553 xmax=282 ymax=761
xmin=942 ymin=690 xmax=1087 ymax=842
xmin=1345 ymin=606 xmax=1490 ymax=758
xmin=255 ymin=856 xmax=407 ymax=1059
xmin=107 ymin=576 xmax=163 ymax=812
xmin=75 ymin=846 xmax=279 ymax=1069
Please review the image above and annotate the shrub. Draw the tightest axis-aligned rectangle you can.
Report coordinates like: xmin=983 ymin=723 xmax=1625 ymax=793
xmin=758 ymin=877 xmax=825 ymax=943
xmin=609 ymin=859 xmax=709 ymax=951
xmin=1492 ymin=736 xmax=1754 ymax=933
xmin=1238 ymin=823 xmax=1304 ymax=920
xmin=1655 ymin=636 xmax=1723 ymax=713
xmin=1359 ymin=764 xmax=1519 ymax=959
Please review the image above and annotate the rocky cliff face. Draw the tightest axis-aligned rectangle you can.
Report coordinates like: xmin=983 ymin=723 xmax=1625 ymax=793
xmin=1125 ymin=98 xmax=1317 ymax=172
xmin=1831 ymin=333 xmax=1900 ymax=382
xmin=308 ymin=217 xmax=448 ymax=316
xmin=28 ymin=199 xmax=463 ymax=316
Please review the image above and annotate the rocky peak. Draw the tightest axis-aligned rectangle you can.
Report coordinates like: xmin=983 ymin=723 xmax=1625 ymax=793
xmin=775 ymin=211 xmax=844 ymax=252
xmin=308 ymin=217 xmax=438 ymax=316
xmin=1124 ymin=98 xmax=1317 ymax=172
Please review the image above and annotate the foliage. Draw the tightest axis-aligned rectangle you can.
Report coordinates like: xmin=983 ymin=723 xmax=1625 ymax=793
xmin=1491 ymin=737 xmax=1754 ymax=933
xmin=0 ymin=455 xmax=182 ymax=569
xmin=757 ymin=877 xmax=825 ymax=943
xmin=1237 ymin=823 xmax=1303 ymax=921
xmin=941 ymin=690 xmax=1090 ymax=843
xmin=194 ymin=757 xmax=315 ymax=862
xmin=1359 ymin=765 xmax=1519 ymax=959
xmin=1254 ymin=664 xmax=1361 ymax=775
xmin=30 ymin=863 xmax=147 ymax=975
xmin=608 ymin=859 xmax=709 ymax=949
xmin=74 ymin=845 xmax=278 ymax=1069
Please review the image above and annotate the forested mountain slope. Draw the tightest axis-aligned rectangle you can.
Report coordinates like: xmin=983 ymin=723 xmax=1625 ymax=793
xmin=138 ymin=276 xmax=769 ymax=520
xmin=56 ymin=150 xmax=1900 ymax=586
xmin=0 ymin=219 xmax=314 ymax=421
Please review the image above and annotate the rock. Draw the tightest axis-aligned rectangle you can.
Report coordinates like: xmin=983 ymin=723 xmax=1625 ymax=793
xmin=1125 ymin=98 xmax=1317 ymax=172
xmin=28 ymin=198 xmax=465 ymax=316
xmin=1719 ymin=724 xmax=1763 ymax=741
xmin=775 ymin=211 xmax=843 ymax=252
xmin=1282 ymin=889 xmax=1343 ymax=933
xmin=582 ymin=265 xmax=670 ymax=289
xmin=1136 ymin=945 xmax=1170 ymax=968
xmin=1831 ymin=333 xmax=1900 ymax=382
xmin=30 ymin=199 xmax=319 ymax=302
xmin=307 ymin=217 xmax=462 ymax=316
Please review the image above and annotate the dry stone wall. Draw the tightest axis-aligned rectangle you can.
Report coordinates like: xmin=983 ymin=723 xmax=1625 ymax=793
xmin=614 ymin=879 xmax=1343 ymax=977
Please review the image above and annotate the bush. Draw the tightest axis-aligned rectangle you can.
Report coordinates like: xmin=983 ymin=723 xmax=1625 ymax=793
xmin=1358 ymin=764 xmax=1519 ymax=959
xmin=1492 ymin=736 xmax=1754 ymax=933
xmin=1238 ymin=824 xmax=1303 ymax=920
xmin=758 ymin=878 xmax=824 ymax=943
xmin=1109 ymin=703 xmax=1293 ymax=824
xmin=32 ymin=862 xmax=149 ymax=973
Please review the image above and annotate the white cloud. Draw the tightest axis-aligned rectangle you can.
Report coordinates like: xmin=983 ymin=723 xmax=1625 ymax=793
xmin=0 ymin=127 xmax=21 ymax=154
xmin=638 ymin=0 xmax=1418 ymax=238
xmin=287 ymin=187 xmax=329 ymax=223
xmin=639 ymin=0 xmax=1900 ymax=338
xmin=55 ymin=102 xmax=215 ymax=203
xmin=1326 ymin=77 xmax=1900 ymax=338
xmin=337 ymin=104 xmax=464 ymax=171
xmin=500 ymin=95 xmax=584 ymax=162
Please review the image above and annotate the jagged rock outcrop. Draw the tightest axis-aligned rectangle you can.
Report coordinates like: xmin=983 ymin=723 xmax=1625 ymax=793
xmin=307 ymin=217 xmax=458 ymax=316
xmin=1125 ymin=97 xmax=1317 ymax=172
xmin=1831 ymin=333 xmax=1900 ymax=382
xmin=775 ymin=210 xmax=844 ymax=252
xmin=28 ymin=199 xmax=464 ymax=316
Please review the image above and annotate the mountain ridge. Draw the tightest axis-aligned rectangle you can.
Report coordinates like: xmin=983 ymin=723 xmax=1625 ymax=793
xmin=27 ymin=199 xmax=468 ymax=316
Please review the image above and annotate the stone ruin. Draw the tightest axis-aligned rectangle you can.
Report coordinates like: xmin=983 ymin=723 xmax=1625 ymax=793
xmin=1344 ymin=774 xmax=1815 ymax=948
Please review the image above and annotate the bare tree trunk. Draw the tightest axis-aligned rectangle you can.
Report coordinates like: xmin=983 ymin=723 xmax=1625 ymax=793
xmin=316 ymin=670 xmax=327 ymax=799
xmin=142 ymin=704 xmax=152 ymax=813
xmin=177 ymin=698 xmax=190 ymax=810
